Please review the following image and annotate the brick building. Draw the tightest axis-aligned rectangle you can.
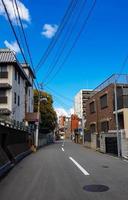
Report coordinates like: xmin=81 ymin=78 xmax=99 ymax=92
xmin=85 ymin=74 xmax=128 ymax=157
xmin=71 ymin=114 xmax=79 ymax=133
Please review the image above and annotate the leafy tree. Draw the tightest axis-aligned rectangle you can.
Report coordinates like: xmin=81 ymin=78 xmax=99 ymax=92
xmin=34 ymin=90 xmax=57 ymax=132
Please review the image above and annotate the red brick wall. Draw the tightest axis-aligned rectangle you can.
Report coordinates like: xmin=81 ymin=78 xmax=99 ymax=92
xmin=71 ymin=114 xmax=79 ymax=132
xmin=86 ymin=84 xmax=116 ymax=133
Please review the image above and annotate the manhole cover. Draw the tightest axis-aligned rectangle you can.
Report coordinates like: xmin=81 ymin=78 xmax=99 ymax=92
xmin=102 ymin=165 xmax=109 ymax=168
xmin=83 ymin=185 xmax=109 ymax=192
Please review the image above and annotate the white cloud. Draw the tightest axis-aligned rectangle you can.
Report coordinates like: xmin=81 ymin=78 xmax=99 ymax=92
xmin=0 ymin=0 xmax=30 ymax=24
xmin=4 ymin=40 xmax=20 ymax=53
xmin=55 ymin=107 xmax=74 ymax=118
xmin=55 ymin=108 xmax=68 ymax=118
xmin=68 ymin=108 xmax=74 ymax=115
xmin=41 ymin=24 xmax=58 ymax=39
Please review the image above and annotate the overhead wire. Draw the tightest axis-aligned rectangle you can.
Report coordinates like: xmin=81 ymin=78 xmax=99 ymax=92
xmin=11 ymin=0 xmax=26 ymax=55
xmin=1 ymin=0 xmax=28 ymax=65
xmin=45 ymin=86 xmax=74 ymax=103
xmin=42 ymin=0 xmax=87 ymax=83
xmin=35 ymin=0 xmax=78 ymax=72
xmin=2 ymin=0 xmax=39 ymax=91
xmin=43 ymin=0 xmax=97 ymax=86
xmin=13 ymin=0 xmax=35 ymax=74
xmin=52 ymin=93 xmax=72 ymax=108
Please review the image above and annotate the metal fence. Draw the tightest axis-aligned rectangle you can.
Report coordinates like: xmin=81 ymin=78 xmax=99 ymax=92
xmin=91 ymin=74 xmax=128 ymax=97
xmin=0 ymin=115 xmax=35 ymax=133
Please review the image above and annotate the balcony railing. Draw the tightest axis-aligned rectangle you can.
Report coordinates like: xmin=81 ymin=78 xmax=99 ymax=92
xmin=0 ymin=96 xmax=7 ymax=104
xmin=0 ymin=72 xmax=8 ymax=78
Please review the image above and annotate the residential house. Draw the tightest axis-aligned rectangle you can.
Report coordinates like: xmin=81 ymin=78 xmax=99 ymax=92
xmin=0 ymin=48 xmax=35 ymax=124
xmin=86 ymin=74 xmax=128 ymax=157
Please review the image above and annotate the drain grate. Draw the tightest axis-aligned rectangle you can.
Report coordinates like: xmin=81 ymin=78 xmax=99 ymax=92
xmin=102 ymin=165 xmax=109 ymax=168
xmin=83 ymin=184 xmax=109 ymax=192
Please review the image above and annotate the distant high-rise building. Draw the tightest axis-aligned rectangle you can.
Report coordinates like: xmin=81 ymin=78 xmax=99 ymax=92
xmin=74 ymin=89 xmax=94 ymax=119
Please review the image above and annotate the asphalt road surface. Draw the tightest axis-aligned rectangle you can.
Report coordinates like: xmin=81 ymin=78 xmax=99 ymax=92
xmin=0 ymin=140 xmax=128 ymax=200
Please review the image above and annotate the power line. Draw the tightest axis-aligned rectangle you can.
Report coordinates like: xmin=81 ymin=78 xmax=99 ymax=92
xmin=42 ymin=0 xmax=87 ymax=83
xmin=11 ymin=0 xmax=26 ymax=54
xmin=35 ymin=0 xmax=78 ymax=72
xmin=1 ymin=0 xmax=28 ymax=65
xmin=45 ymin=86 xmax=73 ymax=103
xmin=52 ymin=94 xmax=72 ymax=108
xmin=44 ymin=0 xmax=97 ymax=86
xmin=13 ymin=0 xmax=35 ymax=74
xmin=2 ymin=0 xmax=39 ymax=92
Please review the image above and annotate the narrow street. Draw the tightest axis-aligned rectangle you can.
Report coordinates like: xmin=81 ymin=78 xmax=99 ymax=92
xmin=0 ymin=140 xmax=128 ymax=200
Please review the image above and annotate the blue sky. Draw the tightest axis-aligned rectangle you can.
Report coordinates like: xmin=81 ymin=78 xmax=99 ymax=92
xmin=1 ymin=0 xmax=128 ymax=115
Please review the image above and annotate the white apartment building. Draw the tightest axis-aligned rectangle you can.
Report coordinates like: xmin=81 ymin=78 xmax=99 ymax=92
xmin=74 ymin=89 xmax=94 ymax=119
xmin=0 ymin=49 xmax=35 ymax=123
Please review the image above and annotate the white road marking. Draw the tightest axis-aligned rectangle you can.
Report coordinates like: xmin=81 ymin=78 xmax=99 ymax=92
xmin=62 ymin=140 xmax=65 ymax=147
xmin=69 ymin=157 xmax=90 ymax=176
xmin=62 ymin=147 xmax=64 ymax=152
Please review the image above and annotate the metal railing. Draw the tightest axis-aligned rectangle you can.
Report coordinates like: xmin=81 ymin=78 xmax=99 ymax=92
xmin=91 ymin=74 xmax=128 ymax=97
xmin=0 ymin=115 xmax=35 ymax=133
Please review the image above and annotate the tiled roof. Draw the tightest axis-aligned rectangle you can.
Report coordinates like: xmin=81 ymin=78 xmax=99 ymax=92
xmin=0 ymin=48 xmax=32 ymax=86
xmin=0 ymin=49 xmax=16 ymax=63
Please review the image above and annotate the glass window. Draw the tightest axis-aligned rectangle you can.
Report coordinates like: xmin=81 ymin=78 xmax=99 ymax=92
xmin=90 ymin=101 xmax=95 ymax=113
xmin=18 ymin=73 xmax=20 ymax=84
xmin=90 ymin=124 xmax=96 ymax=133
xmin=0 ymin=66 xmax=7 ymax=72
xmin=101 ymin=121 xmax=109 ymax=132
xmin=0 ymin=90 xmax=6 ymax=97
xmin=15 ymin=69 xmax=17 ymax=81
xmin=14 ymin=92 xmax=16 ymax=104
xmin=100 ymin=94 xmax=108 ymax=109
xmin=18 ymin=95 xmax=20 ymax=106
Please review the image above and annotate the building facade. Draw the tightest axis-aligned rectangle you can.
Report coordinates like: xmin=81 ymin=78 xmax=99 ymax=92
xmin=86 ymin=74 xmax=128 ymax=157
xmin=74 ymin=89 xmax=94 ymax=120
xmin=0 ymin=49 xmax=35 ymax=123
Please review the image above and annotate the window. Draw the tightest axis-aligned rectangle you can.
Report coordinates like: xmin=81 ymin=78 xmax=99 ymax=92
xmin=0 ymin=90 xmax=7 ymax=104
xmin=18 ymin=95 xmax=20 ymax=106
xmin=15 ymin=69 xmax=17 ymax=81
xmin=0 ymin=66 xmax=8 ymax=78
xmin=90 ymin=124 xmax=96 ymax=133
xmin=101 ymin=121 xmax=109 ymax=132
xmin=100 ymin=94 xmax=108 ymax=109
xmin=18 ymin=73 xmax=20 ymax=84
xmin=90 ymin=101 xmax=95 ymax=113
xmin=0 ymin=66 xmax=7 ymax=72
xmin=14 ymin=92 xmax=16 ymax=104
xmin=0 ymin=90 xmax=6 ymax=97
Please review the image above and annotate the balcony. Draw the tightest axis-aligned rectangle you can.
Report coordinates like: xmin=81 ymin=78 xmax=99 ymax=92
xmin=25 ymin=112 xmax=40 ymax=122
xmin=0 ymin=83 xmax=11 ymax=89
xmin=0 ymin=72 xmax=8 ymax=78
xmin=0 ymin=96 xmax=7 ymax=104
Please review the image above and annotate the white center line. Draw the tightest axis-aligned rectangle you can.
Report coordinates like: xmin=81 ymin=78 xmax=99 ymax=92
xmin=69 ymin=157 xmax=90 ymax=176
xmin=62 ymin=147 xmax=64 ymax=152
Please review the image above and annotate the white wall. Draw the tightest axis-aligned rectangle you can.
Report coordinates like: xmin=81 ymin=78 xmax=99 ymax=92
xmin=11 ymin=66 xmax=25 ymax=122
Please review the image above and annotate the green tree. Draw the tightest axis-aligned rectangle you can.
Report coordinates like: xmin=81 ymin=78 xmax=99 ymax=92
xmin=34 ymin=90 xmax=57 ymax=132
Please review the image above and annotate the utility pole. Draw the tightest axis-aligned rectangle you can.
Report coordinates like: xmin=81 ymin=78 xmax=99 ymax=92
xmin=82 ymin=116 xmax=85 ymax=145
xmin=35 ymin=90 xmax=41 ymax=148
xmin=35 ymin=83 xmax=47 ymax=148
xmin=114 ymin=83 xmax=121 ymax=157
